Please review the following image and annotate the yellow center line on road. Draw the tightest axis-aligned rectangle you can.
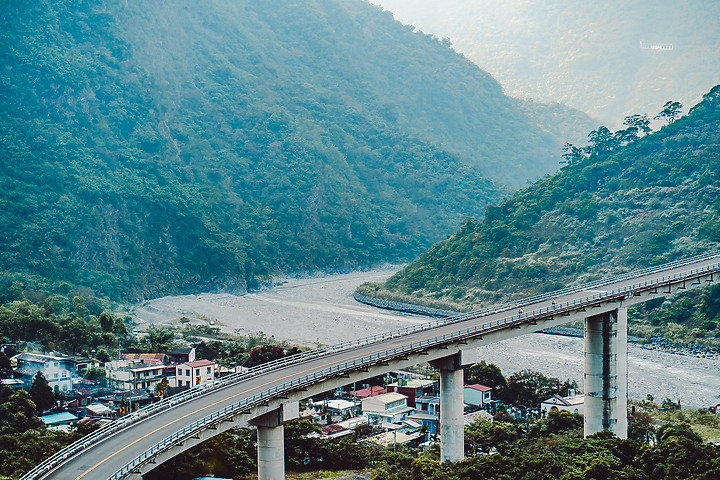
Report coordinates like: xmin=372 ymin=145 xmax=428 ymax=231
xmin=74 ymin=313 xmax=512 ymax=480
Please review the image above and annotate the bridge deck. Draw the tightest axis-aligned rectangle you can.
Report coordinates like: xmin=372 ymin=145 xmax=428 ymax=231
xmin=33 ymin=253 xmax=720 ymax=480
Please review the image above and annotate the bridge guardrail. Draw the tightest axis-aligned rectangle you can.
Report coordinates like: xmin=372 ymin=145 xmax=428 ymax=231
xmin=23 ymin=252 xmax=720 ymax=480
xmin=107 ymin=257 xmax=720 ymax=480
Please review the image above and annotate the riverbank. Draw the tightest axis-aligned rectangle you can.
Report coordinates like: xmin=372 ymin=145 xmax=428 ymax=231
xmin=132 ymin=269 xmax=720 ymax=409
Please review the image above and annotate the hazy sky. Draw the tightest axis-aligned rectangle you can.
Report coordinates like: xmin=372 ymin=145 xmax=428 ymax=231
xmin=371 ymin=0 xmax=720 ymax=126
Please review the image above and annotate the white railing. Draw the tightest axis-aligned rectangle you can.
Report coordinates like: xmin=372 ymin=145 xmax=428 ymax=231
xmin=22 ymin=251 xmax=720 ymax=480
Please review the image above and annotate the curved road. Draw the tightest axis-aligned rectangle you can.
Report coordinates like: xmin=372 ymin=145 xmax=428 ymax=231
xmin=36 ymin=252 xmax=720 ymax=480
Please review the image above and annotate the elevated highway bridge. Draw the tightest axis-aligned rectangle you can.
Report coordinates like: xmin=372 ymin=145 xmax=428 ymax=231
xmin=25 ymin=252 xmax=720 ymax=480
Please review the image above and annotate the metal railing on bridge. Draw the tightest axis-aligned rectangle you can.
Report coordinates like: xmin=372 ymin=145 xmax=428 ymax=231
xmin=22 ymin=251 xmax=720 ymax=480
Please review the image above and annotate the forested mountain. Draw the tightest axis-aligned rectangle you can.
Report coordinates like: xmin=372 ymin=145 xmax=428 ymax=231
xmin=373 ymin=86 xmax=720 ymax=340
xmin=374 ymin=0 xmax=720 ymax=127
xmin=0 ymin=0 xmax=593 ymax=302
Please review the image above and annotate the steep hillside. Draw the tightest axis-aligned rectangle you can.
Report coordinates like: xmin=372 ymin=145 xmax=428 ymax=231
xmin=374 ymin=86 xmax=720 ymax=329
xmin=0 ymin=0 xmax=591 ymax=301
xmin=375 ymin=0 xmax=720 ymax=127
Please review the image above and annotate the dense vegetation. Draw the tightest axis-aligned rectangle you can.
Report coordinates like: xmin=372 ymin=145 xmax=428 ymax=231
xmin=369 ymin=86 xmax=720 ymax=343
xmin=0 ymin=385 xmax=90 ymax=480
xmin=0 ymin=0 xmax=596 ymax=303
xmin=375 ymin=0 xmax=720 ymax=126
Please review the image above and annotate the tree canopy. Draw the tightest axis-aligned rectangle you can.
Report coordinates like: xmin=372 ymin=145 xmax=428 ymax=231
xmin=0 ymin=0 xmax=592 ymax=303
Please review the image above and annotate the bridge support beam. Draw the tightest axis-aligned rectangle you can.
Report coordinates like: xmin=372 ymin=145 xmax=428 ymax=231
xmin=584 ymin=307 xmax=628 ymax=438
xmin=432 ymin=354 xmax=464 ymax=462
xmin=250 ymin=401 xmax=299 ymax=480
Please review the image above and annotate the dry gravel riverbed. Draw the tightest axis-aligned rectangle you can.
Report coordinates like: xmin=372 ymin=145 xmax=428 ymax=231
xmin=131 ymin=269 xmax=720 ymax=410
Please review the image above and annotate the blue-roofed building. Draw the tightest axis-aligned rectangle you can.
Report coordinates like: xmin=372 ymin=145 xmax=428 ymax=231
xmin=39 ymin=412 xmax=78 ymax=427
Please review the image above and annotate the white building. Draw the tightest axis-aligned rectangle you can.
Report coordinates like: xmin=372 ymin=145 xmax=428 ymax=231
xmin=362 ymin=392 xmax=415 ymax=424
xmin=105 ymin=358 xmax=169 ymax=390
xmin=12 ymin=352 xmax=76 ymax=392
xmin=310 ymin=398 xmax=358 ymax=417
xmin=541 ymin=392 xmax=585 ymax=415
xmin=172 ymin=359 xmax=216 ymax=387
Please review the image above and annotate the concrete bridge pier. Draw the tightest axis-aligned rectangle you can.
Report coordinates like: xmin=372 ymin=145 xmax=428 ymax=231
xmin=431 ymin=354 xmax=465 ymax=462
xmin=584 ymin=307 xmax=628 ymax=438
xmin=256 ymin=423 xmax=284 ymax=480
xmin=249 ymin=401 xmax=299 ymax=480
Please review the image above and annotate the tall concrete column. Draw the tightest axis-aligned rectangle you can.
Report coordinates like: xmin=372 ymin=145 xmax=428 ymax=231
xmin=249 ymin=401 xmax=298 ymax=480
xmin=256 ymin=424 xmax=285 ymax=480
xmin=432 ymin=354 xmax=464 ymax=462
xmin=584 ymin=307 xmax=628 ymax=438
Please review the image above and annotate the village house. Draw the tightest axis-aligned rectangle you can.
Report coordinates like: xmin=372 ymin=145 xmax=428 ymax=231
xmin=361 ymin=392 xmax=415 ymax=424
xmin=386 ymin=378 xmax=437 ymax=408
xmin=464 ymin=384 xmax=493 ymax=409
xmin=171 ymin=359 xmax=216 ymax=388
xmin=40 ymin=411 xmax=79 ymax=430
xmin=309 ymin=398 xmax=358 ymax=421
xmin=105 ymin=357 xmax=171 ymax=391
xmin=169 ymin=347 xmax=196 ymax=364
xmin=409 ymin=394 xmax=440 ymax=433
xmin=12 ymin=352 xmax=80 ymax=392
xmin=352 ymin=385 xmax=387 ymax=399
xmin=541 ymin=390 xmax=585 ymax=415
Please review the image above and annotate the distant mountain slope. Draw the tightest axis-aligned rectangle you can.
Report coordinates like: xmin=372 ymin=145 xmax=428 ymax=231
xmin=379 ymin=86 xmax=720 ymax=308
xmin=375 ymin=0 xmax=720 ymax=127
xmin=0 ymin=0 xmax=589 ymax=301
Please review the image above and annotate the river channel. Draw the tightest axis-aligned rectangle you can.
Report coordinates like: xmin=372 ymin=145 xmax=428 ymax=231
xmin=132 ymin=269 xmax=720 ymax=410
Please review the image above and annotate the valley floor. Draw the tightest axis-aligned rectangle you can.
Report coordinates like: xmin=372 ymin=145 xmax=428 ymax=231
xmin=131 ymin=269 xmax=720 ymax=410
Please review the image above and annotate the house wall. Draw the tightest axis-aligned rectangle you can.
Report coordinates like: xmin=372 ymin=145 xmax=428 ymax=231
xmin=173 ymin=362 xmax=215 ymax=387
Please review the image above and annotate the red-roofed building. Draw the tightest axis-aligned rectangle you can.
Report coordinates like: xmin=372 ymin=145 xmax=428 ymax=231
xmin=320 ymin=423 xmax=352 ymax=439
xmin=172 ymin=359 xmax=216 ymax=387
xmin=464 ymin=384 xmax=492 ymax=408
xmin=353 ymin=385 xmax=387 ymax=399
xmin=386 ymin=379 xmax=437 ymax=408
xmin=118 ymin=353 xmax=168 ymax=365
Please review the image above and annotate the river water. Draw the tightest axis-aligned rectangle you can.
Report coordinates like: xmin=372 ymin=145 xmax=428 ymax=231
xmin=132 ymin=269 xmax=720 ymax=409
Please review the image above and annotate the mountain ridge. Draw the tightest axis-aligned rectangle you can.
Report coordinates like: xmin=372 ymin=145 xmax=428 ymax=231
xmin=0 ymin=0 xmax=594 ymax=301
xmin=370 ymin=86 xmax=720 ymax=341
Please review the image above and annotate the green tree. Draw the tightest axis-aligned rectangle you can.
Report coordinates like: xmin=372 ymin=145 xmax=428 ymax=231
xmin=501 ymin=370 xmax=560 ymax=407
xmin=587 ymin=126 xmax=619 ymax=157
xmin=72 ymin=296 xmax=89 ymax=321
xmin=538 ymin=408 xmax=583 ymax=436
xmin=0 ymin=352 xmax=12 ymax=379
xmin=464 ymin=361 xmax=507 ymax=394
xmin=29 ymin=372 xmax=55 ymax=412
xmin=81 ymin=367 xmax=105 ymax=381
xmin=59 ymin=317 xmax=90 ymax=354
xmin=284 ymin=418 xmax=322 ymax=469
xmin=95 ymin=349 xmax=110 ymax=363
xmin=99 ymin=311 xmax=115 ymax=333
xmin=0 ymin=388 xmax=44 ymax=434
xmin=245 ymin=344 xmax=285 ymax=367
xmin=562 ymin=142 xmax=587 ymax=165
xmin=465 ymin=419 xmax=522 ymax=454
xmin=623 ymin=113 xmax=652 ymax=137
xmin=628 ymin=410 xmax=656 ymax=443
xmin=655 ymin=100 xmax=683 ymax=124
xmin=144 ymin=327 xmax=174 ymax=353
